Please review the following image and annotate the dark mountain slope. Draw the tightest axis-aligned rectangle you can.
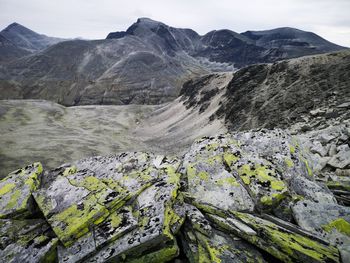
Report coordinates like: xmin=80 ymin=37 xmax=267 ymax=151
xmin=179 ymin=50 xmax=350 ymax=132
xmin=242 ymin=27 xmax=345 ymax=59
xmin=0 ymin=36 xmax=209 ymax=105
xmin=0 ymin=34 xmax=30 ymax=63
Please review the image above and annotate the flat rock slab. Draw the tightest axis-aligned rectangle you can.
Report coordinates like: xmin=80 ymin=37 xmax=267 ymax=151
xmin=183 ymin=136 xmax=255 ymax=212
xmin=231 ymin=211 xmax=340 ymax=263
xmin=85 ymin=168 xmax=183 ymax=262
xmin=58 ymin=205 xmax=138 ymax=263
xmin=0 ymin=162 xmax=42 ymax=219
xmin=292 ymin=200 xmax=350 ymax=259
xmin=33 ymin=152 xmax=180 ymax=247
xmin=181 ymin=221 xmax=266 ymax=263
xmin=0 ymin=218 xmax=58 ymax=263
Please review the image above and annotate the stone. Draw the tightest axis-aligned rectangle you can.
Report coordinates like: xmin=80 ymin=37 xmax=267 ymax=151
xmin=185 ymin=203 xmax=212 ymax=236
xmin=183 ymin=136 xmax=255 ymax=212
xmin=289 ymin=174 xmax=337 ymax=204
xmin=292 ymin=200 xmax=350 ymax=258
xmin=180 ymin=221 xmax=266 ymax=263
xmin=0 ymin=219 xmax=58 ymax=263
xmin=310 ymin=141 xmax=328 ymax=156
xmin=336 ymin=169 xmax=350 ymax=177
xmin=337 ymin=144 xmax=350 ymax=152
xmin=231 ymin=211 xmax=340 ymax=263
xmin=57 ymin=206 xmax=138 ymax=263
xmin=318 ymin=134 xmax=336 ymax=144
xmin=337 ymin=102 xmax=350 ymax=108
xmin=329 ymin=144 xmax=338 ymax=157
xmin=33 ymin=152 xmax=181 ymax=247
xmin=310 ymin=108 xmax=326 ymax=116
xmin=328 ymin=150 xmax=350 ymax=169
xmin=0 ymin=162 xmax=42 ymax=219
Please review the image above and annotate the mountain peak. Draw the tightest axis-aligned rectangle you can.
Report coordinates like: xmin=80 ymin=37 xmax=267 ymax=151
xmin=136 ymin=17 xmax=160 ymax=23
xmin=2 ymin=22 xmax=31 ymax=32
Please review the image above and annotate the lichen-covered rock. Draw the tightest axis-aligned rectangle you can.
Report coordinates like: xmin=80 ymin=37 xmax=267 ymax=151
xmin=292 ymin=200 xmax=350 ymax=261
xmin=183 ymin=136 xmax=255 ymax=212
xmin=289 ymin=174 xmax=337 ymax=204
xmin=1 ymin=130 xmax=349 ymax=262
xmin=183 ymin=130 xmax=315 ymax=214
xmin=180 ymin=222 xmax=266 ymax=263
xmin=0 ymin=219 xmax=58 ymax=262
xmin=0 ymin=162 xmax=42 ymax=219
xmin=231 ymin=211 xmax=340 ymax=262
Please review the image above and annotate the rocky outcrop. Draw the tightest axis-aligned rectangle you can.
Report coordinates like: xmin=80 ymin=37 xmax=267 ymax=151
xmin=1 ymin=130 xmax=349 ymax=262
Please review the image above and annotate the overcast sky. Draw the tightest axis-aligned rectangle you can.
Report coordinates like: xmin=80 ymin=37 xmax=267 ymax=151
xmin=0 ymin=0 xmax=349 ymax=47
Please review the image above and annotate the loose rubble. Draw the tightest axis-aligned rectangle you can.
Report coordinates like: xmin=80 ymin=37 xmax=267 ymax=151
xmin=0 ymin=129 xmax=349 ymax=262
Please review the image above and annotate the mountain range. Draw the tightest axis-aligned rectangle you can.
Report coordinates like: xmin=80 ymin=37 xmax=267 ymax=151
xmin=0 ymin=18 xmax=347 ymax=105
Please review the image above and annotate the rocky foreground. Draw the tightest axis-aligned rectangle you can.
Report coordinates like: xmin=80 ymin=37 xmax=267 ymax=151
xmin=1 ymin=128 xmax=349 ymax=262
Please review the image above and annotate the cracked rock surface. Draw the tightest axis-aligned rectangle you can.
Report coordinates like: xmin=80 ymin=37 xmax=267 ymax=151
xmin=0 ymin=130 xmax=349 ymax=262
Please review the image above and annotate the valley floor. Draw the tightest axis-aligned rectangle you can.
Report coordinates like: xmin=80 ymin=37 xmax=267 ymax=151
xmin=0 ymin=96 xmax=227 ymax=178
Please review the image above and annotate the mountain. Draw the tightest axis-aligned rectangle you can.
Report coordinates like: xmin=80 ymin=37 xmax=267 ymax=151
xmin=0 ymin=33 xmax=30 ymax=63
xmin=0 ymin=18 xmax=346 ymax=105
xmin=1 ymin=50 xmax=349 ymax=177
xmin=108 ymin=18 xmax=347 ymax=68
xmin=242 ymin=27 xmax=345 ymax=58
xmin=0 ymin=22 xmax=66 ymax=52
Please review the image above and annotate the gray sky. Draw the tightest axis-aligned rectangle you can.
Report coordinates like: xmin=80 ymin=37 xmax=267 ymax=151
xmin=0 ymin=0 xmax=349 ymax=47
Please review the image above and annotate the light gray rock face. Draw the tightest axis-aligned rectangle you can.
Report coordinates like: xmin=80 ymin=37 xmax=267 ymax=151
xmin=0 ymin=130 xmax=349 ymax=262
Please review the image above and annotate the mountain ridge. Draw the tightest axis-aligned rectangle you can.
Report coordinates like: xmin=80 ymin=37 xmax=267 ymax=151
xmin=0 ymin=18 xmax=347 ymax=106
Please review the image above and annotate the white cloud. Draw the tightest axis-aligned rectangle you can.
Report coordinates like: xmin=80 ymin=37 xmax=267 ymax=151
xmin=0 ymin=0 xmax=348 ymax=46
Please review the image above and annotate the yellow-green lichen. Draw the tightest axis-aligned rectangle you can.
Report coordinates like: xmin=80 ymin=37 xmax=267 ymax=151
xmin=205 ymin=143 xmax=219 ymax=151
xmin=187 ymin=164 xmax=210 ymax=182
xmin=196 ymin=232 xmax=227 ymax=263
xmin=223 ymin=153 xmax=239 ymax=167
xmin=216 ymin=176 xmax=240 ymax=187
xmin=260 ymin=193 xmax=285 ymax=206
xmin=0 ymin=183 xmax=16 ymax=196
xmin=284 ymin=158 xmax=294 ymax=168
xmin=289 ymin=145 xmax=296 ymax=154
xmin=326 ymin=181 xmax=350 ymax=192
xmin=304 ymin=159 xmax=313 ymax=177
xmin=236 ymin=163 xmax=287 ymax=206
xmin=271 ymin=180 xmax=286 ymax=191
xmin=63 ymin=166 xmax=77 ymax=176
xmin=5 ymin=189 xmax=21 ymax=210
xmin=109 ymin=213 xmax=122 ymax=228
xmin=322 ymin=218 xmax=350 ymax=236
xmin=165 ymin=166 xmax=180 ymax=185
xmin=51 ymin=195 xmax=109 ymax=247
xmin=128 ymin=241 xmax=179 ymax=263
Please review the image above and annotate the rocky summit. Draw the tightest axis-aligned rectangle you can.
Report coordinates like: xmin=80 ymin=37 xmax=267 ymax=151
xmin=1 ymin=127 xmax=349 ymax=262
